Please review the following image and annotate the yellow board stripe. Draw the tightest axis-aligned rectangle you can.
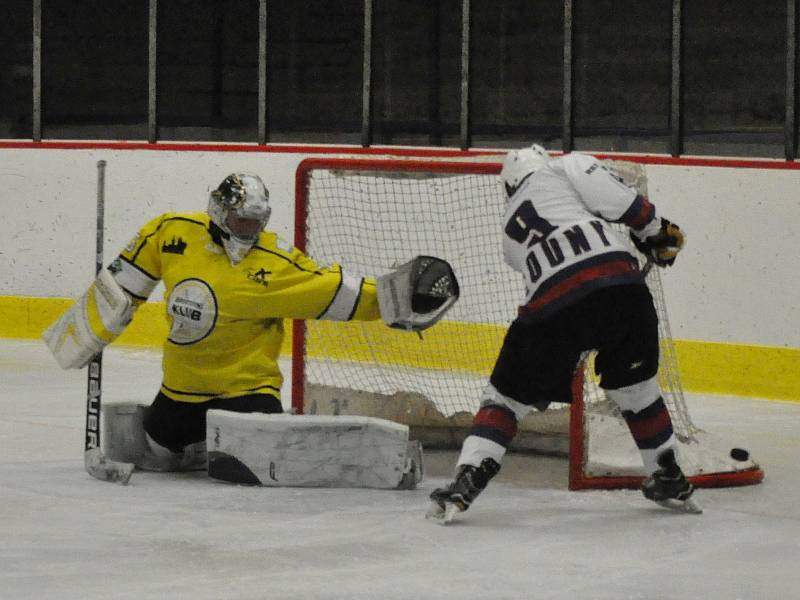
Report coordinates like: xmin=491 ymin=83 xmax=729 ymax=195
xmin=2 ymin=295 xmax=798 ymax=402
xmin=1 ymin=296 xmax=168 ymax=348
xmin=305 ymin=319 xmax=502 ymax=375
xmin=675 ymin=340 xmax=800 ymax=402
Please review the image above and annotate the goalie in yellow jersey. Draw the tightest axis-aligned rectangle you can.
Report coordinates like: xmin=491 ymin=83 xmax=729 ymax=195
xmin=44 ymin=173 xmax=459 ymax=473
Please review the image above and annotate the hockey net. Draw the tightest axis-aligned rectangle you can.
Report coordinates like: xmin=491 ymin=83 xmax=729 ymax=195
xmin=293 ymin=156 xmax=763 ymax=490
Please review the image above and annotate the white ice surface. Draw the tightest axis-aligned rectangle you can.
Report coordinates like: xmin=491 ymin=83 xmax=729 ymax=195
xmin=2 ymin=339 xmax=799 ymax=600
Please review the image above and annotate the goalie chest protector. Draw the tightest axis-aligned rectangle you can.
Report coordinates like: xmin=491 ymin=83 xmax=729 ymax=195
xmin=207 ymin=411 xmax=413 ymax=488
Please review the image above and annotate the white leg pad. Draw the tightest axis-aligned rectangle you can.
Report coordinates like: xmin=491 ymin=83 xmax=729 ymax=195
xmin=101 ymin=402 xmax=207 ymax=472
xmin=102 ymin=402 xmax=149 ymax=464
xmin=206 ymin=411 xmax=422 ymax=489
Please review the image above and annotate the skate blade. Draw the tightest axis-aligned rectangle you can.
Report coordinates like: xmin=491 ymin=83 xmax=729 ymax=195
xmin=425 ymin=501 xmax=461 ymax=524
xmin=656 ymin=497 xmax=703 ymax=514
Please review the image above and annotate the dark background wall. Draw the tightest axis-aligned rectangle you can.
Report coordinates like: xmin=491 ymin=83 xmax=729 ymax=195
xmin=0 ymin=0 xmax=795 ymax=157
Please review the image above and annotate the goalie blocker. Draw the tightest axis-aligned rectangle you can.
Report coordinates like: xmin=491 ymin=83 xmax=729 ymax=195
xmin=42 ymin=268 xmax=134 ymax=369
xmin=377 ymin=255 xmax=459 ymax=331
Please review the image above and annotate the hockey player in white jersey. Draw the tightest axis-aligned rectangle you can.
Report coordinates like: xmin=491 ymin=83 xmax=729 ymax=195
xmin=428 ymin=144 xmax=693 ymax=522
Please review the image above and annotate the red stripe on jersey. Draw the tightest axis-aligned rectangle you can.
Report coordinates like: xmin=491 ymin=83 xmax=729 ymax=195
xmin=624 ymin=404 xmax=673 ymax=441
xmin=472 ymin=406 xmax=518 ymax=438
xmin=520 ymin=258 xmax=639 ymax=315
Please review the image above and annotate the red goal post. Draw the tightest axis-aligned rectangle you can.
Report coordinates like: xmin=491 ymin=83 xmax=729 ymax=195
xmin=293 ymin=156 xmax=764 ymax=491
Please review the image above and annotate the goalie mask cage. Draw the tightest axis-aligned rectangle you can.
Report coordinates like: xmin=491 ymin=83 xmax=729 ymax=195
xmin=293 ymin=156 xmax=763 ymax=491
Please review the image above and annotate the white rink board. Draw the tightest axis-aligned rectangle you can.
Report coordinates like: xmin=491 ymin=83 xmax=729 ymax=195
xmin=3 ymin=147 xmax=799 ymax=348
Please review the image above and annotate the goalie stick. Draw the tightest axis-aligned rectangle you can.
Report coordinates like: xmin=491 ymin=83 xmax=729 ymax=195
xmin=84 ymin=160 xmax=134 ymax=485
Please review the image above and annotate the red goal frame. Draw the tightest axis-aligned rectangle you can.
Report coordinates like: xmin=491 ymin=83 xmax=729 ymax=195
xmin=293 ymin=156 xmax=765 ymax=491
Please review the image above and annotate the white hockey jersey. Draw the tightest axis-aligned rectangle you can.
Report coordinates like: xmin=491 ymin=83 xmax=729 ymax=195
xmin=502 ymin=152 xmax=661 ymax=320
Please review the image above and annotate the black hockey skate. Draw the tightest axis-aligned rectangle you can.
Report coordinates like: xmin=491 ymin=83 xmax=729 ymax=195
xmin=642 ymin=449 xmax=702 ymax=514
xmin=426 ymin=458 xmax=500 ymax=524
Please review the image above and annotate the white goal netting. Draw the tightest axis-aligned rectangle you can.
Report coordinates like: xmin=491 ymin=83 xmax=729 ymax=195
xmin=294 ymin=157 xmax=763 ymax=489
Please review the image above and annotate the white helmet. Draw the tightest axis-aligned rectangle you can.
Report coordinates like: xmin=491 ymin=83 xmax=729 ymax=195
xmin=500 ymin=144 xmax=550 ymax=197
xmin=208 ymin=173 xmax=271 ymax=265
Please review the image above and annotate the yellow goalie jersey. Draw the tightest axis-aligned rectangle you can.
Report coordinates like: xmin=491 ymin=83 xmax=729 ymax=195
xmin=109 ymin=212 xmax=380 ymax=403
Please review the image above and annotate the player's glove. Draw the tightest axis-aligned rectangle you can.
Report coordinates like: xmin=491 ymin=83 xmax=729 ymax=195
xmin=429 ymin=458 xmax=500 ymax=513
xmin=630 ymin=218 xmax=685 ymax=267
xmin=377 ymin=255 xmax=460 ymax=332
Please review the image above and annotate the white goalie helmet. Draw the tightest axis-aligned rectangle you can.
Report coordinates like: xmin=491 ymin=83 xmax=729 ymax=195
xmin=208 ymin=173 xmax=271 ymax=265
xmin=500 ymin=144 xmax=550 ymax=198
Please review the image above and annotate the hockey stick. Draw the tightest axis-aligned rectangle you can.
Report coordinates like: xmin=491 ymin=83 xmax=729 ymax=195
xmin=641 ymin=257 xmax=655 ymax=277
xmin=84 ymin=160 xmax=135 ymax=485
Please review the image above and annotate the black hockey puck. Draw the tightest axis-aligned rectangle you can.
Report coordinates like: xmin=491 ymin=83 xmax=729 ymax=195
xmin=730 ymin=448 xmax=750 ymax=461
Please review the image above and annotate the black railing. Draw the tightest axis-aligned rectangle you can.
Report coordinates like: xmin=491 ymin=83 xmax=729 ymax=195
xmin=0 ymin=0 xmax=795 ymax=159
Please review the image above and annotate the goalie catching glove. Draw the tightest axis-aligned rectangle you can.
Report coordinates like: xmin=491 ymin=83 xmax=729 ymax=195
xmin=630 ymin=218 xmax=685 ymax=267
xmin=377 ymin=255 xmax=460 ymax=332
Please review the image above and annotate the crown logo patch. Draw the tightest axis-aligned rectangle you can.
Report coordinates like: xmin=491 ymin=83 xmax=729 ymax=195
xmin=162 ymin=236 xmax=187 ymax=255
